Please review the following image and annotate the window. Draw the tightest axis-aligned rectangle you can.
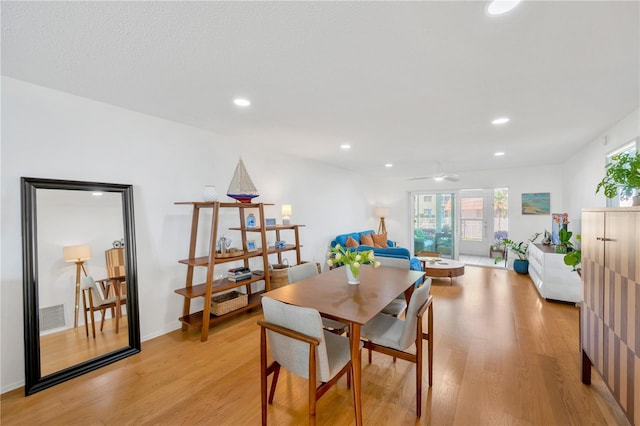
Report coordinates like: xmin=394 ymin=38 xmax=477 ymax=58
xmin=461 ymin=197 xmax=483 ymax=241
xmin=605 ymin=139 xmax=638 ymax=207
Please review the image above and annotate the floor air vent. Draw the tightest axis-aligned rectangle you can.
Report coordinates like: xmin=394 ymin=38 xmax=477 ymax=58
xmin=40 ymin=304 xmax=66 ymax=331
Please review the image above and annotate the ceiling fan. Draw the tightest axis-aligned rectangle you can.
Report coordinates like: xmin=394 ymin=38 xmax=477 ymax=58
xmin=408 ymin=160 xmax=460 ymax=182
xmin=408 ymin=173 xmax=460 ymax=182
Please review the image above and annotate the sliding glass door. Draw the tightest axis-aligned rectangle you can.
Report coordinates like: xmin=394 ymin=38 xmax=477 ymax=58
xmin=413 ymin=192 xmax=455 ymax=258
xmin=412 ymin=188 xmax=508 ymax=260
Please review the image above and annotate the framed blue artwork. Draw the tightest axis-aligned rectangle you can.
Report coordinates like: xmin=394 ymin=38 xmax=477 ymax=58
xmin=521 ymin=193 xmax=550 ymax=215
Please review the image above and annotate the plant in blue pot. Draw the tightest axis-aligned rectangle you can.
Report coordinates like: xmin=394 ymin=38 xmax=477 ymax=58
xmin=494 ymin=233 xmax=541 ymax=274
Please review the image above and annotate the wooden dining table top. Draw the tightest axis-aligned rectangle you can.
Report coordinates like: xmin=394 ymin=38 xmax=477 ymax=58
xmin=263 ymin=265 xmax=425 ymax=325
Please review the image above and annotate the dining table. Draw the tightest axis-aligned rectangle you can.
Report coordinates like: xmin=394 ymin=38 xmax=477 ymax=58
xmin=262 ymin=264 xmax=425 ymax=425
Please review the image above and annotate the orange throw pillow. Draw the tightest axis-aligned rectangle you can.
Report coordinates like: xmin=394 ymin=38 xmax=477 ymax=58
xmin=372 ymin=233 xmax=388 ymax=248
xmin=345 ymin=236 xmax=360 ymax=248
xmin=360 ymin=234 xmax=374 ymax=246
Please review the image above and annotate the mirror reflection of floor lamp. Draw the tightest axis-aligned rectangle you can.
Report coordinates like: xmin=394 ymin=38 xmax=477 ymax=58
xmin=63 ymin=245 xmax=92 ymax=328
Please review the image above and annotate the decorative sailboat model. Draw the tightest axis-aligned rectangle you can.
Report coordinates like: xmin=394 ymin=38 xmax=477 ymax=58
xmin=226 ymin=158 xmax=259 ymax=203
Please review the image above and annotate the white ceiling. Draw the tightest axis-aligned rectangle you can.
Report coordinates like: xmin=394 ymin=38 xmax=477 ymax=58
xmin=2 ymin=1 xmax=639 ymax=180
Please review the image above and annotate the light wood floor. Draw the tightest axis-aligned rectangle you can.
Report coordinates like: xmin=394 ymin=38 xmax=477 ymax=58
xmin=40 ymin=316 xmax=129 ymax=376
xmin=1 ymin=266 xmax=631 ymax=425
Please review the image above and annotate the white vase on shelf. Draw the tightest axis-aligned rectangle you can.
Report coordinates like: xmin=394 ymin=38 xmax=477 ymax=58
xmin=203 ymin=185 xmax=218 ymax=202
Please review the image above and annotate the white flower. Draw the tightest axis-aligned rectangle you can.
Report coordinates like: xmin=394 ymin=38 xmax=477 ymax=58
xmin=353 ymin=262 xmax=360 ymax=268
xmin=335 ymin=253 xmax=342 ymax=261
xmin=355 ymin=254 xmax=362 ymax=262
xmin=327 ymin=259 xmax=334 ymax=266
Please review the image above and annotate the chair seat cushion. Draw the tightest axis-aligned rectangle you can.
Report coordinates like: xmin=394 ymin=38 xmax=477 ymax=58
xmin=323 ymin=330 xmax=358 ymax=379
xmin=322 ymin=317 xmax=348 ymax=333
xmin=381 ymin=297 xmax=407 ymax=317
xmin=361 ymin=313 xmax=405 ymax=350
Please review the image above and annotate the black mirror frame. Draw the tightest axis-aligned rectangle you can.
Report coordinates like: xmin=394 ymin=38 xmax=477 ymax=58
xmin=21 ymin=177 xmax=141 ymax=395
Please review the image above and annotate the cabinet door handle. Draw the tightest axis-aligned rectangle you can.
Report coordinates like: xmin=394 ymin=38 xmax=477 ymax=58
xmin=596 ymin=237 xmax=613 ymax=242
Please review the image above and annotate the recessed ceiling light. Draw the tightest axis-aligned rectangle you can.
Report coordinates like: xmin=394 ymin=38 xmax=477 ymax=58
xmin=92 ymin=192 xmax=103 ymax=196
xmin=492 ymin=117 xmax=510 ymax=125
xmin=340 ymin=144 xmax=351 ymax=150
xmin=385 ymin=163 xmax=393 ymax=168
xmin=494 ymin=151 xmax=505 ymax=156
xmin=434 ymin=176 xmax=445 ymax=182
xmin=233 ymin=98 xmax=251 ymax=107
xmin=487 ymin=0 xmax=521 ymax=16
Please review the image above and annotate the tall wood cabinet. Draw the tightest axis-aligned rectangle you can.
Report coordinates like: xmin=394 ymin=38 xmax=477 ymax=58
xmin=173 ymin=201 xmax=303 ymax=342
xmin=581 ymin=207 xmax=639 ymax=426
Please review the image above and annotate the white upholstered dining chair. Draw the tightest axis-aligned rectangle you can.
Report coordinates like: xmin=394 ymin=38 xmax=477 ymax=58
xmin=259 ymin=296 xmax=357 ymax=425
xmin=360 ymin=278 xmax=434 ymax=417
xmin=376 ymin=256 xmax=411 ymax=316
xmin=287 ymin=262 xmax=348 ymax=334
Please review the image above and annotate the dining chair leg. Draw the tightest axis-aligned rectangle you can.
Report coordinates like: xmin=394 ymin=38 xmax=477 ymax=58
xmin=416 ymin=318 xmax=423 ymax=418
xmin=115 ymin=305 xmax=120 ymax=334
xmin=268 ymin=364 xmax=280 ymax=404
xmin=260 ymin=327 xmax=268 ymax=426
xmin=309 ymin=341 xmax=317 ymax=426
xmin=100 ymin=308 xmax=106 ymax=332
xmin=82 ymin=299 xmax=89 ymax=337
xmin=428 ymin=302 xmax=433 ymax=386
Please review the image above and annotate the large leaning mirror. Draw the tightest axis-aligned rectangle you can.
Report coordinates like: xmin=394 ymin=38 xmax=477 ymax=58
xmin=21 ymin=177 xmax=140 ymax=395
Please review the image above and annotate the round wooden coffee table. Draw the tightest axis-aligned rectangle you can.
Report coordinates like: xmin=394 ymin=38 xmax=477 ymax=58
xmin=418 ymin=257 xmax=465 ymax=285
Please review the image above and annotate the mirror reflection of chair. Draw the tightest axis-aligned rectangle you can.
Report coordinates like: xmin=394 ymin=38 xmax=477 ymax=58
xmin=81 ymin=276 xmax=127 ymax=338
xmin=287 ymin=262 xmax=348 ymax=335
xmin=259 ymin=297 xmax=358 ymax=425
xmin=360 ymin=278 xmax=434 ymax=417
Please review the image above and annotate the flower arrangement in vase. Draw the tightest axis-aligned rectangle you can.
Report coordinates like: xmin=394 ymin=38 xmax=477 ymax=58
xmin=327 ymin=244 xmax=381 ymax=284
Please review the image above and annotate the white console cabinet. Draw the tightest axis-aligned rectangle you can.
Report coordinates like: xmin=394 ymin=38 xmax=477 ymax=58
xmin=527 ymin=243 xmax=581 ymax=303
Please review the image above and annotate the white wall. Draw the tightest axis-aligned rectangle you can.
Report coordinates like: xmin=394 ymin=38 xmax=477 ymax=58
xmin=0 ymin=77 xmax=379 ymax=392
xmin=563 ymin=107 xmax=640 ymax=235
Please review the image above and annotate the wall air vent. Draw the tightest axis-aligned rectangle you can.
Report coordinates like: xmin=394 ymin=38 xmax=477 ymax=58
xmin=39 ymin=304 xmax=65 ymax=331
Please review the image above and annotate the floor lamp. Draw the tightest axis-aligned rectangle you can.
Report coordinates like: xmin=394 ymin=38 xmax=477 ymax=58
xmin=63 ymin=244 xmax=92 ymax=328
xmin=374 ymin=207 xmax=390 ymax=234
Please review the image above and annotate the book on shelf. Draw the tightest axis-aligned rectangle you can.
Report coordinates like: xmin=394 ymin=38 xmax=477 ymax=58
xmin=228 ymin=267 xmax=251 ymax=274
xmin=228 ymin=273 xmax=252 ymax=282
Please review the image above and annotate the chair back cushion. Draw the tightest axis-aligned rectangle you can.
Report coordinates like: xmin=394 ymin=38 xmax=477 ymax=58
xmin=261 ymin=297 xmax=332 ymax=381
xmin=376 ymin=256 xmax=410 ymax=269
xmin=397 ymin=278 xmax=432 ymax=349
xmin=287 ymin=262 xmax=319 ymax=283
xmin=81 ymin=276 xmax=105 ymax=304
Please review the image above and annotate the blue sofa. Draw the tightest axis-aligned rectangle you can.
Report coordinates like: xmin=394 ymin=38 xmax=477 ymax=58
xmin=330 ymin=230 xmax=423 ymax=271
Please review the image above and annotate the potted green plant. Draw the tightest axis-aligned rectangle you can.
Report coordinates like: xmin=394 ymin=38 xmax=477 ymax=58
xmin=555 ymin=227 xmax=573 ymax=254
xmin=596 ymin=151 xmax=640 ymax=206
xmin=563 ymin=234 xmax=581 ymax=274
xmin=494 ymin=233 xmax=541 ymax=274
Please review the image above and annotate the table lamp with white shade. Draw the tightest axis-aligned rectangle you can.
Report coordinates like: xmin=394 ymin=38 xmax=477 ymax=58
xmin=63 ymin=244 xmax=92 ymax=328
xmin=374 ymin=206 xmax=390 ymax=234
xmin=281 ymin=204 xmax=292 ymax=225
